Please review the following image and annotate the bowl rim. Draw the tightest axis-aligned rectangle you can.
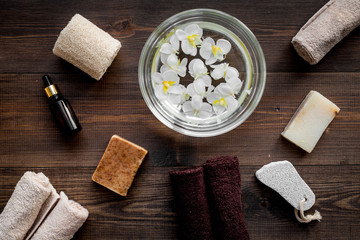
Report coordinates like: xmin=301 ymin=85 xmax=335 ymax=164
xmin=138 ymin=8 xmax=266 ymax=137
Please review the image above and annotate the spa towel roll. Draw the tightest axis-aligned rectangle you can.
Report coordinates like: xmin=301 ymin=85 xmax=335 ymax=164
xmin=169 ymin=167 xmax=213 ymax=240
xmin=31 ymin=191 xmax=89 ymax=240
xmin=25 ymin=185 xmax=60 ymax=240
xmin=203 ymin=156 xmax=249 ymax=240
xmin=292 ymin=0 xmax=360 ymax=64
xmin=53 ymin=14 xmax=121 ymax=80
xmin=0 ymin=172 xmax=52 ymax=240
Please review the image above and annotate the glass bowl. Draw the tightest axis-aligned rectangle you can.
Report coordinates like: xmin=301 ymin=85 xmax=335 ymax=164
xmin=138 ymin=9 xmax=266 ymax=137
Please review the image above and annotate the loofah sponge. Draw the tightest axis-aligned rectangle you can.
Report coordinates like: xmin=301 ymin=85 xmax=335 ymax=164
xmin=53 ymin=14 xmax=121 ymax=80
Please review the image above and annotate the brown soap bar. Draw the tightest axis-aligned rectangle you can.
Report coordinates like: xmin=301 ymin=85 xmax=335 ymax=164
xmin=92 ymin=135 xmax=148 ymax=196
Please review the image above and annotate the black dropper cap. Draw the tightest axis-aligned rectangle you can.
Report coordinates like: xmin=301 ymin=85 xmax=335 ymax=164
xmin=43 ymin=74 xmax=53 ymax=86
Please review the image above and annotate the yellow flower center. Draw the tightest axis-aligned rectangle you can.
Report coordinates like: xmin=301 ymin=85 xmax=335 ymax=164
xmin=162 ymin=81 xmax=176 ymax=93
xmin=187 ymin=34 xmax=199 ymax=47
xmin=213 ymin=98 xmax=227 ymax=108
xmin=212 ymin=45 xmax=222 ymax=56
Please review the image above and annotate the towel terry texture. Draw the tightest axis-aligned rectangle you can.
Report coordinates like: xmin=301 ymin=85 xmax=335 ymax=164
xmin=0 ymin=172 xmax=52 ymax=240
xmin=25 ymin=185 xmax=60 ymax=240
xmin=169 ymin=167 xmax=213 ymax=240
xmin=169 ymin=156 xmax=249 ymax=240
xmin=0 ymin=172 xmax=88 ymax=240
xmin=31 ymin=191 xmax=89 ymax=240
xmin=203 ymin=156 xmax=249 ymax=240
xmin=292 ymin=0 xmax=360 ymax=64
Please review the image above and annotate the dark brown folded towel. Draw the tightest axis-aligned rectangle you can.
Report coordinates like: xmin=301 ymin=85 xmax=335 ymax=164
xmin=203 ymin=156 xmax=249 ymax=240
xmin=169 ymin=167 xmax=213 ymax=240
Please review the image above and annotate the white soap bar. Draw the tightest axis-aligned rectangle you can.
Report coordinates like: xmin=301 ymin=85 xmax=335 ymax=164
xmin=281 ymin=90 xmax=340 ymax=153
xmin=53 ymin=14 xmax=121 ymax=80
xmin=256 ymin=160 xmax=315 ymax=211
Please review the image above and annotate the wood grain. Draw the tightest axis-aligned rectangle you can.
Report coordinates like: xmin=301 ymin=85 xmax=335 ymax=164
xmin=0 ymin=166 xmax=359 ymax=239
xmin=0 ymin=0 xmax=359 ymax=239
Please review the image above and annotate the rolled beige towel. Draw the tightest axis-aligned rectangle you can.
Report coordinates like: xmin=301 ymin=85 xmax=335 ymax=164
xmin=0 ymin=172 xmax=52 ymax=240
xmin=25 ymin=185 xmax=60 ymax=240
xmin=31 ymin=191 xmax=89 ymax=240
xmin=292 ymin=0 xmax=360 ymax=64
xmin=53 ymin=14 xmax=122 ymax=80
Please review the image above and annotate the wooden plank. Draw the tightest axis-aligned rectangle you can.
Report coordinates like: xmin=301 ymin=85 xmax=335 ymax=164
xmin=0 ymin=0 xmax=359 ymax=73
xmin=0 ymin=73 xmax=359 ymax=167
xmin=0 ymin=166 xmax=359 ymax=239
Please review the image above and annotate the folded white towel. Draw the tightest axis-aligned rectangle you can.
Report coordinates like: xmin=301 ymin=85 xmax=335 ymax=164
xmin=0 ymin=172 xmax=52 ymax=240
xmin=31 ymin=192 xmax=89 ymax=240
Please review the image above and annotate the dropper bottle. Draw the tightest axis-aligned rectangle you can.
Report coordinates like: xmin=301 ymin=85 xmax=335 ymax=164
xmin=43 ymin=75 xmax=82 ymax=136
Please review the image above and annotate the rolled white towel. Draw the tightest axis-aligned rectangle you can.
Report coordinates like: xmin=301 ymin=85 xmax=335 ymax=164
xmin=0 ymin=172 xmax=52 ymax=240
xmin=31 ymin=191 xmax=89 ymax=240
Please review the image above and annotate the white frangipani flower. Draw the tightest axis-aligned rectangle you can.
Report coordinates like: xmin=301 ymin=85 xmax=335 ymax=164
xmin=210 ymin=63 xmax=239 ymax=81
xmin=187 ymin=78 xmax=214 ymax=99
xmin=175 ymin=24 xmax=203 ymax=56
xmin=182 ymin=95 xmax=213 ymax=118
xmin=160 ymin=34 xmax=179 ymax=55
xmin=200 ymin=37 xmax=231 ymax=65
xmin=160 ymin=54 xmax=188 ymax=77
xmin=188 ymin=59 xmax=212 ymax=85
xmin=207 ymin=89 xmax=238 ymax=115
xmin=152 ymin=70 xmax=180 ymax=100
xmin=160 ymin=35 xmax=180 ymax=65
xmin=215 ymin=77 xmax=243 ymax=97
xmin=167 ymin=84 xmax=189 ymax=105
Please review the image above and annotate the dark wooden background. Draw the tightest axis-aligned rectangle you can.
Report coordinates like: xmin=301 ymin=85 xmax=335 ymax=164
xmin=1 ymin=0 xmax=359 ymax=239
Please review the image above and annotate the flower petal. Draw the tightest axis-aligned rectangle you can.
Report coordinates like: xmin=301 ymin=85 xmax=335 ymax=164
xmin=198 ymin=103 xmax=213 ymax=118
xmin=216 ymin=82 xmax=233 ymax=96
xmin=162 ymin=70 xmax=180 ymax=84
xmin=205 ymin=57 xmax=217 ymax=65
xmin=207 ymin=92 xmax=221 ymax=104
xmin=202 ymin=37 xmax=215 ymax=46
xmin=199 ymin=42 xmax=213 ymax=60
xmin=167 ymin=54 xmax=179 ymax=68
xmin=191 ymin=95 xmax=203 ymax=110
xmin=193 ymin=59 xmax=207 ymax=76
xmin=216 ymin=39 xmax=231 ymax=54
xmin=175 ymin=29 xmax=187 ymax=41
xmin=168 ymin=94 xmax=181 ymax=105
xmin=154 ymin=84 xmax=167 ymax=99
xmin=178 ymin=65 xmax=187 ymax=77
xmin=160 ymin=53 xmax=168 ymax=65
xmin=160 ymin=43 xmax=174 ymax=55
xmin=170 ymin=35 xmax=179 ymax=51
xmin=160 ymin=64 xmax=170 ymax=73
xmin=213 ymin=104 xmax=226 ymax=115
xmin=199 ymin=75 xmax=212 ymax=86
xmin=151 ymin=72 xmax=163 ymax=84
xmin=180 ymin=58 xmax=188 ymax=67
xmin=225 ymin=96 xmax=238 ymax=112
xmin=181 ymin=40 xmax=196 ymax=55
xmin=167 ymin=85 xmax=183 ymax=94
xmin=211 ymin=66 xmax=225 ymax=80
xmin=184 ymin=24 xmax=203 ymax=37
xmin=182 ymin=101 xmax=193 ymax=114
xmin=194 ymin=79 xmax=206 ymax=96
xmin=225 ymin=66 xmax=239 ymax=80
xmin=186 ymin=83 xmax=196 ymax=97
xmin=226 ymin=77 xmax=243 ymax=93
